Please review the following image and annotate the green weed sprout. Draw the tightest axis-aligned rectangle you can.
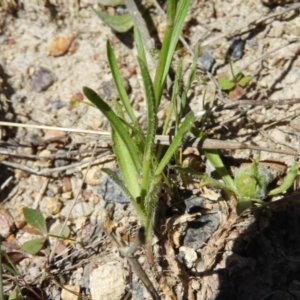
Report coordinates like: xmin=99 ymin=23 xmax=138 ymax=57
xmin=234 ymin=157 xmax=298 ymax=213
xmin=83 ymin=0 xmax=193 ymax=253
xmin=21 ymin=208 xmax=70 ymax=255
xmin=218 ymin=67 xmax=252 ymax=100
xmin=176 ymin=150 xmax=298 ymax=215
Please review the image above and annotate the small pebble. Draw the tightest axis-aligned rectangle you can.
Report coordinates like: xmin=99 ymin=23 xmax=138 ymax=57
xmin=184 ymin=196 xmax=204 ymax=214
xmin=40 ymin=197 xmax=62 ymax=215
xmin=31 ymin=66 xmax=55 ymax=92
xmin=68 ymin=40 xmax=80 ymax=55
xmin=54 ymin=150 xmax=69 ymax=168
xmin=99 ymin=79 xmax=131 ymax=99
xmin=13 ymin=205 xmax=26 ymax=229
xmin=178 ymin=246 xmax=197 ymax=268
xmin=269 ymin=20 xmax=284 ymax=38
xmin=72 ymin=202 xmax=94 ymax=218
xmin=226 ymin=36 xmax=245 ymax=61
xmin=98 ymin=170 xmax=130 ymax=203
xmin=61 ymin=285 xmax=80 ymax=300
xmin=48 ymin=33 xmax=75 ymax=57
xmin=49 ymin=100 xmax=66 ymax=110
xmin=0 ymin=207 xmax=15 ymax=238
xmin=291 ymin=115 xmax=300 ymax=132
xmin=198 ymin=50 xmax=215 ymax=71
xmin=246 ymin=37 xmax=258 ymax=48
xmin=184 ymin=214 xmax=219 ymax=250
xmin=85 ymin=166 xmax=102 ymax=186
xmin=90 ymin=262 xmax=126 ymax=300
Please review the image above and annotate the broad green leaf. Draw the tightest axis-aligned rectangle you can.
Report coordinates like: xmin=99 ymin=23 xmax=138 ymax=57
xmin=23 ymin=208 xmax=47 ymax=235
xmin=20 ymin=237 xmax=46 ymax=255
xmin=238 ymin=75 xmax=252 ymax=87
xmin=234 ymin=159 xmax=269 ymax=199
xmin=8 ymin=288 xmax=19 ymax=300
xmin=93 ymin=9 xmax=133 ymax=33
xmin=268 ymin=162 xmax=298 ymax=196
xmin=236 ymin=197 xmax=265 ymax=215
xmin=137 ymin=57 xmax=157 ymax=199
xmin=236 ymin=198 xmax=255 ymax=215
xmin=49 ymin=223 xmax=70 ymax=239
xmin=107 ymin=42 xmax=138 ymax=126
xmin=218 ymin=78 xmax=235 ymax=90
xmin=156 ymin=111 xmax=195 ymax=175
xmin=83 ymin=87 xmax=142 ymax=172
xmin=111 ymin=129 xmax=141 ymax=199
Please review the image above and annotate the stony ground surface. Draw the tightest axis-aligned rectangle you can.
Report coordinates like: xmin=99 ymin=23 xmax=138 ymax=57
xmin=1 ymin=0 xmax=300 ymax=299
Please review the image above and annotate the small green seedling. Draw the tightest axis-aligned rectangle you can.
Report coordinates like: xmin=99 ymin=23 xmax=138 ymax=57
xmin=175 ymin=148 xmax=298 ymax=215
xmin=21 ymin=208 xmax=70 ymax=255
xmin=234 ymin=157 xmax=298 ymax=213
xmin=218 ymin=68 xmax=252 ymax=100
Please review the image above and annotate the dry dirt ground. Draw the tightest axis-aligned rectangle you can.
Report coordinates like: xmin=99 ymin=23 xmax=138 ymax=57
xmin=1 ymin=0 xmax=300 ymax=299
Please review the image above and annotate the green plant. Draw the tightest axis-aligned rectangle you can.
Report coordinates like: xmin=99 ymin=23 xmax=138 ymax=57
xmin=175 ymin=148 xmax=298 ymax=215
xmin=21 ymin=208 xmax=70 ymax=255
xmin=83 ymin=0 xmax=192 ymax=253
xmin=218 ymin=67 xmax=252 ymax=100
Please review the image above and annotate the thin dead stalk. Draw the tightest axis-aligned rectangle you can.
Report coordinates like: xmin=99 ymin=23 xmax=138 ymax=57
xmin=1 ymin=119 xmax=300 ymax=157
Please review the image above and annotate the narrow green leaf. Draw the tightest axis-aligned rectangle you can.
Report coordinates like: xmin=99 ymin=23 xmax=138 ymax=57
xmin=154 ymin=0 xmax=190 ymax=107
xmin=268 ymin=163 xmax=298 ymax=196
xmin=20 ymin=237 xmax=45 ymax=255
xmin=1 ymin=250 xmax=19 ymax=275
xmin=112 ymin=97 xmax=126 ymax=120
xmin=143 ymin=174 xmax=160 ymax=247
xmin=2 ymin=263 xmax=18 ymax=276
xmin=218 ymin=78 xmax=235 ymax=90
xmin=134 ymin=26 xmax=147 ymax=66
xmin=156 ymin=111 xmax=195 ymax=175
xmin=137 ymin=57 xmax=157 ymax=199
xmin=107 ymin=42 xmax=139 ymax=126
xmin=205 ymin=150 xmax=235 ymax=190
xmin=23 ymin=208 xmax=47 ymax=235
xmin=191 ymin=128 xmax=235 ymax=189
xmin=93 ymin=9 xmax=133 ymax=33
xmin=83 ymin=87 xmax=142 ymax=172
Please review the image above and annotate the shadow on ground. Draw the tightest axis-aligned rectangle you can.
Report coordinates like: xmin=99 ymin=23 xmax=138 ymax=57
xmin=216 ymin=196 xmax=300 ymax=300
